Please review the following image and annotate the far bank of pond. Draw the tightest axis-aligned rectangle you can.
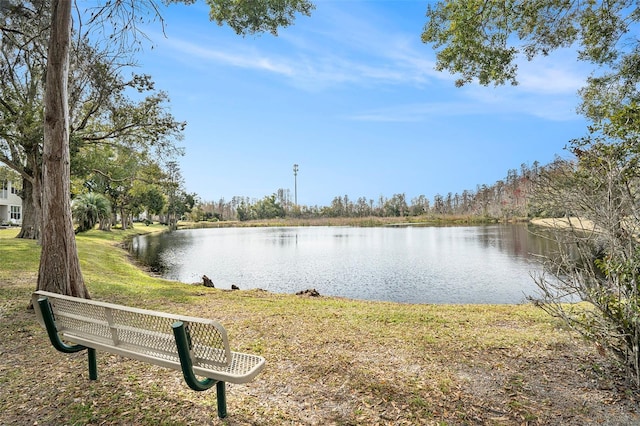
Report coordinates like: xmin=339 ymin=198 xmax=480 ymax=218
xmin=176 ymin=214 xmax=514 ymax=229
xmin=131 ymin=223 xmax=554 ymax=304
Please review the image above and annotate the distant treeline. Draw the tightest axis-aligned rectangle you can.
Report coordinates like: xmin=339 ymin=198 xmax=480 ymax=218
xmin=192 ymin=159 xmax=562 ymax=222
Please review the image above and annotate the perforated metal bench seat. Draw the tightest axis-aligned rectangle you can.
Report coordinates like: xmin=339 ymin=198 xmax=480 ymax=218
xmin=32 ymin=290 xmax=265 ymax=418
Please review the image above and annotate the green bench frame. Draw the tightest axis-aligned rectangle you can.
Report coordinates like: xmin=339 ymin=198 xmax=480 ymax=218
xmin=32 ymin=290 xmax=265 ymax=419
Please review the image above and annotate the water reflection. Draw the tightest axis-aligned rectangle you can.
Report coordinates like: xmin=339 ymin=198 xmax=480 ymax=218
xmin=131 ymin=224 xmax=555 ymax=304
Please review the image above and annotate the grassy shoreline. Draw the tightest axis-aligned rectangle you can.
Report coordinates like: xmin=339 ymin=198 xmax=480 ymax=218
xmin=177 ymin=214 xmax=529 ymax=230
xmin=1 ymin=226 xmax=638 ymax=425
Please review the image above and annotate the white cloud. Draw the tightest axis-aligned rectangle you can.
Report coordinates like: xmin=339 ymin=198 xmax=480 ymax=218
xmin=516 ymin=50 xmax=589 ymax=95
xmin=346 ymin=101 xmax=483 ymax=122
xmin=161 ymin=37 xmax=296 ymax=77
xmin=153 ymin=4 xmax=588 ymax=122
xmin=158 ymin=31 xmax=441 ymax=90
xmin=462 ymin=80 xmax=582 ymax=121
xmin=344 ymin=48 xmax=587 ymax=122
xmin=150 ymin=0 xmax=443 ymax=91
xmin=348 ymin=86 xmax=582 ymax=123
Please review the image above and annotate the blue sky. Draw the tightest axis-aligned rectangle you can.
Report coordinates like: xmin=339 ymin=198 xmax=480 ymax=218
xmin=129 ymin=1 xmax=591 ymax=207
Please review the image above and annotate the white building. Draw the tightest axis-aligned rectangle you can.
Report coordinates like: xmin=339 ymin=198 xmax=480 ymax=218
xmin=0 ymin=179 xmax=22 ymax=225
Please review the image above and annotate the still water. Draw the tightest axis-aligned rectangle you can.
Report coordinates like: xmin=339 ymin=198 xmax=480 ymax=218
xmin=131 ymin=224 xmax=554 ymax=304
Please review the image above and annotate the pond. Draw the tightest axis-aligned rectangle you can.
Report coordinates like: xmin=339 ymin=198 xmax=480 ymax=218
xmin=130 ymin=224 xmax=556 ymax=304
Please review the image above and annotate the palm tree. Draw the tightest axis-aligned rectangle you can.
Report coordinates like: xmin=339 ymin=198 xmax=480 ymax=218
xmin=72 ymin=193 xmax=111 ymax=233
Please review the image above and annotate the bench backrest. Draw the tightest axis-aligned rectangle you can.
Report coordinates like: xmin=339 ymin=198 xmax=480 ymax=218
xmin=32 ymin=291 xmax=232 ymax=371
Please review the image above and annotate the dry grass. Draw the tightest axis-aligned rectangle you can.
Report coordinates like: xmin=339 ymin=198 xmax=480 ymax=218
xmin=1 ymin=226 xmax=639 ymax=425
xmin=179 ymin=214 xmax=498 ymax=230
xmin=529 ymin=217 xmax=597 ymax=231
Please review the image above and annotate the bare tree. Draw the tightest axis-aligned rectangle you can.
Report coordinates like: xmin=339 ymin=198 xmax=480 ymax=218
xmin=530 ymin=138 xmax=640 ymax=386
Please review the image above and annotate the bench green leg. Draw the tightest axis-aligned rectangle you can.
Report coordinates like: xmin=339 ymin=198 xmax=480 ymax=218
xmin=172 ymin=321 xmax=227 ymax=417
xmin=88 ymin=348 xmax=97 ymax=380
xmin=38 ymin=297 xmax=98 ymax=380
xmin=217 ymin=381 xmax=227 ymax=419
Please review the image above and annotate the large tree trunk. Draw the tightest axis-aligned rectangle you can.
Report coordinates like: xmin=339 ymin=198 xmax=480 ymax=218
xmin=37 ymin=0 xmax=89 ymax=298
xmin=17 ymin=143 xmax=43 ymax=240
xmin=120 ymin=206 xmax=128 ymax=230
xmin=16 ymin=177 xmax=40 ymax=240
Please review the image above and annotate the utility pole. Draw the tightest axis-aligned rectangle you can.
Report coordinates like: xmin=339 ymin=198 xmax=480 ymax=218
xmin=293 ymin=164 xmax=299 ymax=205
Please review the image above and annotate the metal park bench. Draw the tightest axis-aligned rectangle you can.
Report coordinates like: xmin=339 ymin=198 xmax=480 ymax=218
xmin=32 ymin=290 xmax=265 ymax=419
